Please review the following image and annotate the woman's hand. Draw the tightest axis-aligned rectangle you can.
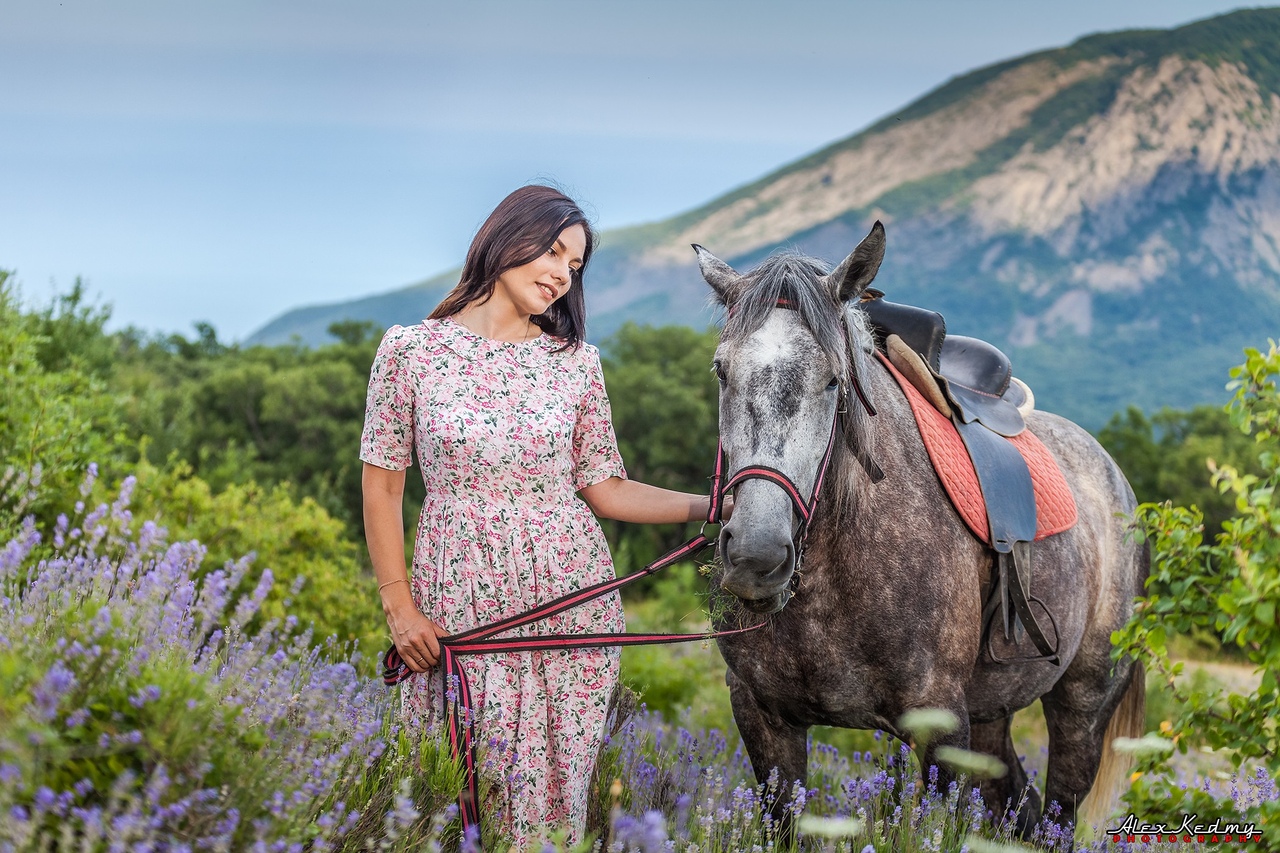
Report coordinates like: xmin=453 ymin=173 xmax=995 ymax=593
xmin=387 ymin=604 xmax=449 ymax=671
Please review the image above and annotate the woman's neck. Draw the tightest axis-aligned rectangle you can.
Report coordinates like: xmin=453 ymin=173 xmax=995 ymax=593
xmin=452 ymin=301 xmax=539 ymax=343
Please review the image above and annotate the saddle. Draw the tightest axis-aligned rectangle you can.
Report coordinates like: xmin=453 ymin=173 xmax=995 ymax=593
xmin=861 ymin=290 xmax=1067 ymax=666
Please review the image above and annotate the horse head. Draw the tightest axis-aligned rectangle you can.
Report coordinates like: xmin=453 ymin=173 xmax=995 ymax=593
xmin=695 ymin=222 xmax=885 ymax=613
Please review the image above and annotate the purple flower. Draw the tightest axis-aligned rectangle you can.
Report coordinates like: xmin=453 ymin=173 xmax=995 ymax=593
xmin=33 ymin=787 xmax=56 ymax=810
xmin=126 ymin=685 xmax=162 ymax=708
xmin=459 ymin=823 xmax=482 ymax=853
xmin=612 ymin=810 xmax=672 ymax=853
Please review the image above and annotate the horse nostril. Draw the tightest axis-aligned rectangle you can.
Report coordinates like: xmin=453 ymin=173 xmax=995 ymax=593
xmin=718 ymin=527 xmax=733 ymax=559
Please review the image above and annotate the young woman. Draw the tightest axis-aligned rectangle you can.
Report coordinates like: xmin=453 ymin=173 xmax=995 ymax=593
xmin=360 ymin=185 xmax=722 ymax=846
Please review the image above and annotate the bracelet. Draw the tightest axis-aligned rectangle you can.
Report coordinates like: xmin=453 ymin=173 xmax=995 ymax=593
xmin=378 ymin=578 xmax=410 ymax=593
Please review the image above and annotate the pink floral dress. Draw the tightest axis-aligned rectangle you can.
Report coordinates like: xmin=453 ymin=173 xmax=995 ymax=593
xmin=359 ymin=317 xmax=626 ymax=847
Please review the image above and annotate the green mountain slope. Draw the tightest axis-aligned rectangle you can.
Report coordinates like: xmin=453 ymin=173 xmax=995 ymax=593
xmin=248 ymin=8 xmax=1280 ymax=429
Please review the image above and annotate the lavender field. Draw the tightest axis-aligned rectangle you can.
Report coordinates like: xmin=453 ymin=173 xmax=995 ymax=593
xmin=2 ymin=472 xmax=1275 ymax=852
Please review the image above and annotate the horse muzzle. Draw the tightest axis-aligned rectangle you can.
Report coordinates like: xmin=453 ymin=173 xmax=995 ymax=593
xmin=718 ymin=526 xmax=796 ymax=613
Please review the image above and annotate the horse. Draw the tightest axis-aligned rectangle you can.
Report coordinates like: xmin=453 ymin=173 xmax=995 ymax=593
xmin=694 ymin=222 xmax=1148 ymax=840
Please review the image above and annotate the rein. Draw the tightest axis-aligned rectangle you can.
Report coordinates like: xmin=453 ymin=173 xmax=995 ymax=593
xmin=380 ymin=297 xmax=873 ymax=847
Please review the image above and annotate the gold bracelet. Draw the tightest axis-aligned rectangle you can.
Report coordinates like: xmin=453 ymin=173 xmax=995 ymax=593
xmin=378 ymin=578 xmax=409 ymax=593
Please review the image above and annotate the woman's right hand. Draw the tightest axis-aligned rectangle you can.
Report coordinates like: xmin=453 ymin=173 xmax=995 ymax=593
xmin=387 ymin=605 xmax=449 ymax=671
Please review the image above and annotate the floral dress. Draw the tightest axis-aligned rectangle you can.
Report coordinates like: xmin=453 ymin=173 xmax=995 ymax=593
xmin=359 ymin=317 xmax=626 ymax=847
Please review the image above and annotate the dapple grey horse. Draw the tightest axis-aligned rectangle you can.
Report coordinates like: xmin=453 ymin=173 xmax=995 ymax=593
xmin=697 ymin=222 xmax=1147 ymax=839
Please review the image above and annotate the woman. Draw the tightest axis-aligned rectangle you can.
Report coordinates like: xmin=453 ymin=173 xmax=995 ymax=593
xmin=360 ymin=184 xmax=721 ymax=847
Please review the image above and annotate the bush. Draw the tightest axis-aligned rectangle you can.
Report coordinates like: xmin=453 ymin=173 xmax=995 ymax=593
xmin=1112 ymin=342 xmax=1280 ymax=843
xmin=109 ymin=458 xmax=386 ymax=655
xmin=0 ymin=275 xmax=125 ymax=530
xmin=0 ymin=477 xmax=464 ymax=851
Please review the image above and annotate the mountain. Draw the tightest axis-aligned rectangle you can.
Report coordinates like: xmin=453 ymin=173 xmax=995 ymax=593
xmin=248 ymin=8 xmax=1280 ymax=429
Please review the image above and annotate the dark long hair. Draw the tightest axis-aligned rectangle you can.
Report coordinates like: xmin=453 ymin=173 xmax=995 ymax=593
xmin=429 ymin=185 xmax=596 ymax=349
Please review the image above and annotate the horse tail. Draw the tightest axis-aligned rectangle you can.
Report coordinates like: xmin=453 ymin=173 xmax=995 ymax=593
xmin=1077 ymin=661 xmax=1145 ymax=835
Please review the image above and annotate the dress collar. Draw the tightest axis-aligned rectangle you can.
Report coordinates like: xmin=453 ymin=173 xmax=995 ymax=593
xmin=429 ymin=316 xmax=560 ymax=363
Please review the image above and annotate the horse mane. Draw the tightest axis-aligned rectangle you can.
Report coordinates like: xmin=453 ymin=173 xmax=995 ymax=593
xmin=717 ymin=252 xmax=878 ymax=521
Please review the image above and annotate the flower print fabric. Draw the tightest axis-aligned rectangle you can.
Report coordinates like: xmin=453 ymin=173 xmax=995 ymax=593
xmin=360 ymin=317 xmax=626 ymax=847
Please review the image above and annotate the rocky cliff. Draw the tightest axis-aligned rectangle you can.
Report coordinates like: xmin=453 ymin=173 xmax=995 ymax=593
xmin=249 ymin=9 xmax=1280 ymax=428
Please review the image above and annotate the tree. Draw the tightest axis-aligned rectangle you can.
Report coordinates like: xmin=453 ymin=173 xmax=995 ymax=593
xmin=598 ymin=323 xmax=721 ymax=573
xmin=1098 ymin=403 xmax=1262 ymax=534
xmin=1112 ymin=341 xmax=1280 ymax=843
xmin=0 ymin=273 xmax=125 ymax=530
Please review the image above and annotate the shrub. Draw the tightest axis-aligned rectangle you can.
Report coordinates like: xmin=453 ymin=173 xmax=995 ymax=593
xmin=1113 ymin=342 xmax=1280 ymax=844
xmin=0 ymin=476 xmax=462 ymax=851
xmin=110 ymin=458 xmax=386 ymax=655
xmin=0 ymin=275 xmax=125 ymax=530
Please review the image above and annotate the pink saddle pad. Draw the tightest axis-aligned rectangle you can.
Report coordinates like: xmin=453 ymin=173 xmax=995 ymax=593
xmin=877 ymin=352 xmax=1078 ymax=544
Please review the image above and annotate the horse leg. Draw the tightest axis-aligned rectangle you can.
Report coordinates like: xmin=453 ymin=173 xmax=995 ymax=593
xmin=913 ymin=705 xmax=972 ymax=799
xmin=969 ymin=715 xmax=1041 ymax=840
xmin=726 ymin=669 xmax=808 ymax=842
xmin=1042 ymin=663 xmax=1144 ymax=839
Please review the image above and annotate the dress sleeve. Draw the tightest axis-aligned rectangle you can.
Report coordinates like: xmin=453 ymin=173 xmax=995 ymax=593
xmin=573 ymin=348 xmax=627 ymax=490
xmin=359 ymin=326 xmax=416 ymax=471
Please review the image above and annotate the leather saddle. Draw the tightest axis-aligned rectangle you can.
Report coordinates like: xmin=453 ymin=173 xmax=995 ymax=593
xmin=861 ymin=289 xmax=1029 ymax=437
xmin=860 ymin=290 xmax=1059 ymax=666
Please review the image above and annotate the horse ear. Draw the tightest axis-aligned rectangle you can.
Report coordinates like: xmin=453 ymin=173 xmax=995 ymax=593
xmin=692 ymin=244 xmax=742 ymax=304
xmin=826 ymin=221 xmax=886 ymax=303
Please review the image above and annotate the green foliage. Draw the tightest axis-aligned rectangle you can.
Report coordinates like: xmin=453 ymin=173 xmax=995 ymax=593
xmin=0 ymin=629 xmax=252 ymax=822
xmin=111 ymin=320 xmax=383 ymax=533
xmin=0 ymin=483 xmax=468 ymax=851
xmin=115 ymin=458 xmax=385 ymax=655
xmin=1112 ymin=341 xmax=1280 ymax=843
xmin=1068 ymin=8 xmax=1280 ymax=99
xmin=620 ymin=564 xmax=739 ymax=733
xmin=1098 ymin=404 xmax=1263 ymax=533
xmin=0 ymin=274 xmax=126 ymax=527
xmin=602 ymin=323 xmax=720 ymax=491
xmin=0 ymin=279 xmax=385 ymax=658
xmin=600 ymin=323 xmax=720 ymax=574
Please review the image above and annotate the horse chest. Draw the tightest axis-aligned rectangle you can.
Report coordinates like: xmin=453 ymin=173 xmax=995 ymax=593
xmin=719 ymin=625 xmax=897 ymax=725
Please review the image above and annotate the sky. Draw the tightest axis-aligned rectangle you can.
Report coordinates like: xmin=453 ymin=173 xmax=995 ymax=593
xmin=0 ymin=0 xmax=1263 ymax=341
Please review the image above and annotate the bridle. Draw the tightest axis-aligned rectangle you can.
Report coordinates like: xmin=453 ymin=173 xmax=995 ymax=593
xmin=708 ymin=298 xmax=880 ymax=586
xmin=706 ymin=410 xmax=841 ymax=590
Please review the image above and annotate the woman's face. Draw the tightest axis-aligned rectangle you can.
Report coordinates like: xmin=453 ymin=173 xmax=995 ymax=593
xmin=493 ymin=224 xmax=587 ymax=317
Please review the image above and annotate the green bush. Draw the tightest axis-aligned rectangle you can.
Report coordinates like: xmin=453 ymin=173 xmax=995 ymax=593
xmin=109 ymin=457 xmax=386 ymax=656
xmin=1112 ymin=341 xmax=1280 ymax=842
xmin=0 ymin=273 xmax=126 ymax=529
xmin=0 ymin=479 xmax=471 ymax=851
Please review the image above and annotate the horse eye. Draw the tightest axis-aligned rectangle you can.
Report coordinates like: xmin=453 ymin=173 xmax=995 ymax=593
xmin=827 ymin=376 xmax=840 ymax=389
xmin=713 ymin=361 xmax=728 ymax=384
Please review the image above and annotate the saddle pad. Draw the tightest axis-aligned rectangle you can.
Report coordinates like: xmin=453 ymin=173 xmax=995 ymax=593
xmin=877 ymin=353 xmax=1077 ymax=544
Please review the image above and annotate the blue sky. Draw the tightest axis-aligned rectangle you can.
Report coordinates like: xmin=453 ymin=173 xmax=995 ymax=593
xmin=0 ymin=0 xmax=1261 ymax=340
